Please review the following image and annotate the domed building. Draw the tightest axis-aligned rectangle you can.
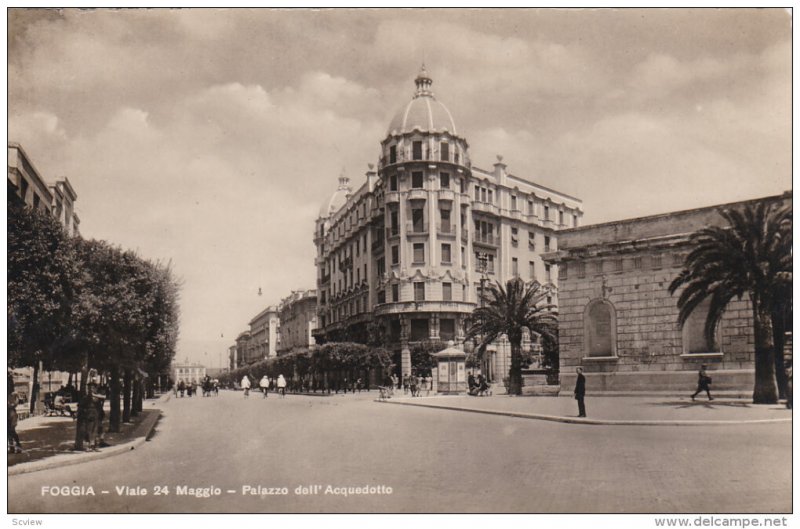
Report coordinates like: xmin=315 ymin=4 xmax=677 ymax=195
xmin=314 ymin=66 xmax=583 ymax=382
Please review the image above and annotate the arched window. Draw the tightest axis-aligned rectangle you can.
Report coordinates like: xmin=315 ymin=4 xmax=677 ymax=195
xmin=682 ymin=297 xmax=721 ymax=354
xmin=584 ymin=299 xmax=617 ymax=357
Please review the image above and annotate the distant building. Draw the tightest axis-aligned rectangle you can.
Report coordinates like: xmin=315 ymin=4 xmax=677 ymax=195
xmin=235 ymin=330 xmax=252 ymax=367
xmin=206 ymin=367 xmax=227 ymax=379
xmin=277 ymin=289 xmax=318 ymax=355
xmin=228 ymin=345 xmax=237 ymax=370
xmin=246 ymin=306 xmax=280 ymax=363
xmin=8 ymin=142 xmax=80 ymax=235
xmin=544 ymin=193 xmax=791 ymax=393
xmin=172 ymin=362 xmax=206 ymax=385
xmin=313 ymin=67 xmax=582 ymax=378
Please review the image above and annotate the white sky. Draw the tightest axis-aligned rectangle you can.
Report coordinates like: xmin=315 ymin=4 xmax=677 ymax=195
xmin=7 ymin=8 xmax=791 ymax=367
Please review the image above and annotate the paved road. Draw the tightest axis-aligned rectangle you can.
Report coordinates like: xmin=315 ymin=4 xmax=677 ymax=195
xmin=8 ymin=390 xmax=791 ymax=513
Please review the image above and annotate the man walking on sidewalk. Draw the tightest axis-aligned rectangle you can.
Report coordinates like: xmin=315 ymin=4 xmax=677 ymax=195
xmin=574 ymin=367 xmax=586 ymax=418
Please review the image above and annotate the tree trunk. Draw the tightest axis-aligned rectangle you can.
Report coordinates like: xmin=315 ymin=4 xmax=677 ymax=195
xmin=752 ymin=305 xmax=779 ymax=404
xmin=29 ymin=361 xmax=40 ymax=415
xmin=109 ymin=366 xmax=121 ymax=433
xmin=132 ymin=375 xmax=142 ymax=415
xmin=508 ymin=336 xmax=523 ymax=396
xmin=123 ymin=369 xmax=132 ymax=423
xmin=771 ymin=304 xmax=789 ymax=399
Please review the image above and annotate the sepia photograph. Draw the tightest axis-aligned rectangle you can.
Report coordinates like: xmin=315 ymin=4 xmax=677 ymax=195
xmin=5 ymin=6 xmax=793 ymax=524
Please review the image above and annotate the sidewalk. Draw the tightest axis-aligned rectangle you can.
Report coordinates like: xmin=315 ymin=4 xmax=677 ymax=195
xmin=8 ymin=396 xmax=166 ymax=475
xmin=378 ymin=394 xmax=792 ymax=426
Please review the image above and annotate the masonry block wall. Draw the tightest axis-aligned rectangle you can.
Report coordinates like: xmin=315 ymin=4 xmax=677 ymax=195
xmin=546 ymin=194 xmax=789 ymax=393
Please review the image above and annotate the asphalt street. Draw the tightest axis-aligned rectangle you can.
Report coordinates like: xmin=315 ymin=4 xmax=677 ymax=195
xmin=8 ymin=390 xmax=791 ymax=514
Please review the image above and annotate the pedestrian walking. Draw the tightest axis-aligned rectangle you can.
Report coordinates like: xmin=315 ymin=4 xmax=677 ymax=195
xmin=259 ymin=375 xmax=270 ymax=398
xmin=574 ymin=367 xmax=586 ymax=418
xmin=691 ymin=364 xmax=714 ymax=401
xmin=403 ymin=374 xmax=409 ymax=395
xmin=178 ymin=380 xmax=185 ymax=397
xmin=241 ymin=375 xmax=251 ymax=398
xmin=277 ymin=374 xmax=287 ymax=397
xmin=410 ymin=374 xmax=418 ymax=397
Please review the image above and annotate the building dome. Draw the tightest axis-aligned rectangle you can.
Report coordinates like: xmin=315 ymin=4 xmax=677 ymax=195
xmin=318 ymin=172 xmax=352 ymax=219
xmin=386 ymin=65 xmax=458 ymax=137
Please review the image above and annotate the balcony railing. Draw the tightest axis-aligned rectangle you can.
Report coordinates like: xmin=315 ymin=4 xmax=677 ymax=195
xmin=473 ymin=233 xmax=498 ymax=246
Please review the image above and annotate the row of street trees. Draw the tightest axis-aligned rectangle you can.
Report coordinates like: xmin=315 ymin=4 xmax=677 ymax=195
xmin=219 ymin=342 xmax=391 ymax=390
xmin=7 ymin=193 xmax=181 ymax=445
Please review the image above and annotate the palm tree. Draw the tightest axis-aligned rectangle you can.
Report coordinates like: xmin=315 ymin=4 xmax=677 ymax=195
xmin=466 ymin=278 xmax=558 ymax=395
xmin=668 ymin=200 xmax=792 ymax=404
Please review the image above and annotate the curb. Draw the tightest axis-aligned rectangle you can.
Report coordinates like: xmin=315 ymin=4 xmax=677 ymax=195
xmin=8 ymin=409 xmax=162 ymax=477
xmin=377 ymin=399 xmax=792 ymax=427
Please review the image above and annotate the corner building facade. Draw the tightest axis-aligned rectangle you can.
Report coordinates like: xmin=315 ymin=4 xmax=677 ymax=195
xmin=314 ymin=68 xmax=582 ymax=378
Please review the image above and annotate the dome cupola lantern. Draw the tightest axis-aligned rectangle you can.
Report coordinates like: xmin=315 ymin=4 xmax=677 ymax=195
xmin=414 ymin=64 xmax=433 ymax=98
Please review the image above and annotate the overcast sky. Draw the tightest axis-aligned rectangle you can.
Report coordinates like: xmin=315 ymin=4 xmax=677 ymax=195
xmin=8 ymin=8 xmax=791 ymax=367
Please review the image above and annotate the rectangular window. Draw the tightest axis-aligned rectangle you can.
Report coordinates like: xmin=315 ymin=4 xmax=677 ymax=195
xmin=410 ymin=319 xmax=429 ymax=340
xmin=356 ymin=268 xmax=360 ymax=283
xmin=559 ymin=263 xmax=567 ymax=279
xmin=441 ymin=243 xmax=451 ymax=263
xmin=475 ymin=186 xmax=480 ymax=201
xmin=460 ymin=178 xmax=466 ymax=194
xmin=412 ymin=208 xmax=425 ymax=232
xmin=559 ymin=210 xmax=564 ymax=225
xmin=511 ymin=196 xmax=517 ymax=211
xmin=652 ymin=255 xmax=662 ymax=270
xmin=440 ymin=319 xmax=455 ymax=340
xmin=413 ymin=141 xmax=423 ymax=160
xmin=389 ymin=145 xmax=397 ymax=164
xmin=544 ymin=205 xmax=550 ymax=220
xmin=633 ymin=257 xmax=642 ymax=270
xmin=545 ymin=264 xmax=552 ymax=282
xmin=440 ymin=208 xmax=451 ymax=232
xmin=412 ymin=171 xmax=424 ymax=189
xmin=544 ymin=236 xmax=551 ymax=252
xmin=461 ymin=247 xmax=466 ymax=268
xmin=440 ymin=142 xmax=450 ymax=162
xmin=528 ymin=231 xmax=535 ymax=249
xmin=529 ymin=261 xmax=535 ymax=280
xmin=442 ymin=282 xmax=452 ymax=301
xmin=615 ymin=259 xmax=623 ymax=272
xmin=511 ymin=227 xmax=518 ymax=246
xmin=378 ymin=290 xmax=386 ymax=304
xmin=528 ymin=199 xmax=534 ymax=215
xmin=440 ymin=172 xmax=450 ymax=189
xmin=488 ymin=189 xmax=493 ymax=203
xmin=414 ymin=282 xmax=425 ymax=301
xmin=390 ymin=174 xmax=398 ymax=191
xmin=392 ymin=284 xmax=399 ymax=302
xmin=481 ymin=188 xmax=487 ymax=202
xmin=378 ymin=257 xmax=385 ymax=275
xmin=573 ymin=214 xmax=578 ymax=227
xmin=413 ymin=243 xmax=425 ymax=263
xmin=390 ymin=210 xmax=399 ymax=235
xmin=577 ymin=262 xmax=586 ymax=279
xmin=512 ymin=257 xmax=519 ymax=276
xmin=391 ymin=245 xmax=399 ymax=265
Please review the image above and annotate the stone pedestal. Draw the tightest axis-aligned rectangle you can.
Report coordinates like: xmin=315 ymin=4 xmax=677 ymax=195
xmin=521 ymin=369 xmax=560 ymax=396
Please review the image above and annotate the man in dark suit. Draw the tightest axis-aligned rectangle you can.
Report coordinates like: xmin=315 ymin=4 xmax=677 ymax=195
xmin=574 ymin=367 xmax=586 ymax=417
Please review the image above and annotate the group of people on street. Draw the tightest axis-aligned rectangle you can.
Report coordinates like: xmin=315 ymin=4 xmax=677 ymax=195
xmin=401 ymin=373 xmax=431 ymax=397
xmin=241 ymin=374 xmax=287 ymax=398
xmin=467 ymin=373 xmax=491 ymax=396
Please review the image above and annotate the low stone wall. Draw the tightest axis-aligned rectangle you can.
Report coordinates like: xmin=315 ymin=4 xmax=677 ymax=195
xmin=559 ymin=369 xmax=754 ymax=394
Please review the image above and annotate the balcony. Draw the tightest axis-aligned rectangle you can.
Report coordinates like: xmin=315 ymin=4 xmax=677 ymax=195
xmin=438 ymin=189 xmax=455 ymax=201
xmin=320 ymin=274 xmax=331 ymax=285
xmin=407 ymin=189 xmax=428 ymax=201
xmin=385 ymin=191 xmax=400 ymax=204
xmin=371 ymin=238 xmax=385 ymax=254
xmin=386 ymin=226 xmax=400 ymax=239
xmin=473 ymin=233 xmax=498 ymax=247
xmin=472 ymin=201 xmax=499 ymax=216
